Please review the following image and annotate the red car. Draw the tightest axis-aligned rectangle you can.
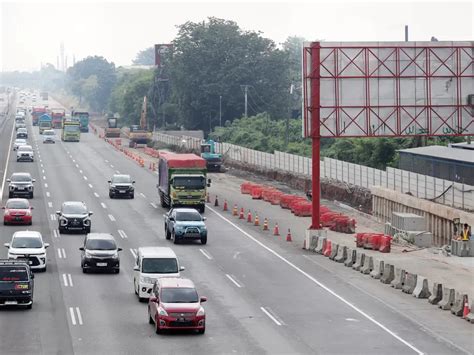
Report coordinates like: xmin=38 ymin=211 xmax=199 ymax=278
xmin=3 ymin=198 xmax=33 ymax=225
xmin=148 ymin=277 xmax=206 ymax=334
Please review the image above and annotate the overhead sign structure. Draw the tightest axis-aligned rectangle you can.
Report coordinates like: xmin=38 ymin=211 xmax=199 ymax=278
xmin=154 ymin=44 xmax=173 ymax=67
xmin=302 ymin=41 xmax=473 ymax=230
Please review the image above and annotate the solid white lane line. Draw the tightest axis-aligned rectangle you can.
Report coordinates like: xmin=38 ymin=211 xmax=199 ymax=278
xmin=46 ymin=191 xmax=50 ymax=197
xmin=94 ymin=192 xmax=99 ymax=198
xmin=69 ymin=307 xmax=76 ymax=325
xmin=105 ymin=159 xmax=109 ymax=163
xmin=110 ymin=164 xmax=114 ymax=168
xmin=101 ymin=202 xmax=107 ymax=209
xmin=68 ymin=274 xmax=73 ymax=287
xmin=118 ymin=230 xmax=128 ymax=239
xmin=83 ymin=176 xmax=88 ymax=181
xmin=199 ymin=248 xmax=213 ymax=260
xmin=48 ymin=202 xmax=52 ymax=208
xmin=209 ymin=206 xmax=423 ymax=355
xmin=53 ymin=230 xmax=59 ymax=239
xmin=44 ymin=183 xmax=48 ymax=188
xmin=261 ymin=307 xmax=282 ymax=326
xmin=140 ymin=192 xmax=146 ymax=198
xmin=108 ymin=214 xmax=116 ymax=221
xmin=88 ymin=183 xmax=93 ymax=188
xmin=76 ymin=307 xmax=83 ymax=325
xmin=150 ymin=202 xmax=158 ymax=209
xmin=130 ymin=248 xmax=137 ymax=258
xmin=225 ymin=274 xmax=242 ymax=288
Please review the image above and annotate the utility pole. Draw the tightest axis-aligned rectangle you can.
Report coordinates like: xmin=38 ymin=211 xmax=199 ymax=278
xmin=404 ymin=25 xmax=409 ymax=42
xmin=240 ymin=85 xmax=249 ymax=118
xmin=219 ymin=95 xmax=222 ymax=126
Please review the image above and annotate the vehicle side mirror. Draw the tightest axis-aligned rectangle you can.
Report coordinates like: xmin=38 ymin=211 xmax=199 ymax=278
xmin=79 ymin=247 xmax=84 ymax=251
xmin=88 ymin=212 xmax=93 ymax=216
xmin=169 ymin=217 xmax=175 ymax=221
xmin=44 ymin=243 xmax=50 ymax=248
xmin=30 ymin=207 xmax=34 ymax=210
xmin=133 ymin=266 xmax=139 ymax=271
xmin=6 ymin=179 xmax=10 ymax=182
xmin=132 ymin=181 xmax=136 ymax=184
xmin=56 ymin=211 xmax=61 ymax=215
xmin=200 ymin=297 xmax=207 ymax=303
xmin=117 ymin=248 xmax=123 ymax=252
xmin=4 ymin=243 xmax=10 ymax=248
xmin=32 ymin=179 xmax=36 ymax=183
xmin=202 ymin=217 xmax=207 ymax=221
xmin=179 ymin=266 xmax=185 ymax=271
xmin=108 ymin=180 xmax=111 ymax=183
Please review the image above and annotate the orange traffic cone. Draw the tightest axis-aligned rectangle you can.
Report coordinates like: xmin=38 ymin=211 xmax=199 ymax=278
xmin=273 ymin=223 xmax=280 ymax=236
xmin=223 ymin=200 xmax=228 ymax=211
xmin=286 ymin=229 xmax=292 ymax=242
xmin=239 ymin=208 xmax=244 ymax=219
xmin=463 ymin=297 xmax=470 ymax=318
xmin=247 ymin=210 xmax=252 ymax=223
xmin=232 ymin=204 xmax=238 ymax=216
xmin=254 ymin=214 xmax=260 ymax=226
xmin=262 ymin=218 xmax=269 ymax=231
xmin=214 ymin=195 xmax=219 ymax=207
xmin=206 ymin=193 xmax=210 ymax=203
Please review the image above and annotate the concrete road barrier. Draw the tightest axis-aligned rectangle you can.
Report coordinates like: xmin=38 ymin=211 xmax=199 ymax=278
xmin=315 ymin=237 xmax=326 ymax=254
xmin=352 ymin=252 xmax=365 ymax=271
xmin=413 ymin=276 xmax=431 ymax=299
xmin=309 ymin=235 xmax=319 ymax=252
xmin=390 ymin=268 xmax=406 ymax=289
xmin=361 ymin=255 xmax=374 ymax=275
xmin=428 ymin=283 xmax=443 ymax=305
xmin=370 ymin=259 xmax=384 ymax=279
xmin=329 ymin=243 xmax=339 ymax=260
xmin=344 ymin=248 xmax=356 ymax=267
xmin=402 ymin=272 xmax=417 ymax=294
xmin=380 ymin=263 xmax=395 ymax=284
xmin=451 ymin=292 xmax=468 ymax=317
xmin=438 ymin=287 xmax=456 ymax=310
xmin=334 ymin=245 xmax=347 ymax=263
xmin=465 ymin=301 xmax=474 ymax=323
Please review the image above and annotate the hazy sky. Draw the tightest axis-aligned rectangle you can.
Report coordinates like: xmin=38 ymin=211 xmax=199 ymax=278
xmin=1 ymin=0 xmax=472 ymax=72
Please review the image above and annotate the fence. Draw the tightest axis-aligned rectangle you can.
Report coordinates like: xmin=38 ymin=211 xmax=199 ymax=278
xmin=152 ymin=132 xmax=474 ymax=211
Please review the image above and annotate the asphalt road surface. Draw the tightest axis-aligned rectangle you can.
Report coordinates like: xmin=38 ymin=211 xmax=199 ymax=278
xmin=0 ymin=94 xmax=472 ymax=355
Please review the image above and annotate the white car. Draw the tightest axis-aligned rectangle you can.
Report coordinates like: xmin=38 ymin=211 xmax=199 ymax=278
xmin=42 ymin=129 xmax=56 ymax=144
xmin=13 ymin=138 xmax=27 ymax=151
xmin=4 ymin=231 xmax=49 ymax=271
xmin=17 ymin=145 xmax=34 ymax=162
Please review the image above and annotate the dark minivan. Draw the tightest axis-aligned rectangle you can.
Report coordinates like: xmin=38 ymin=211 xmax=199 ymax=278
xmin=0 ymin=259 xmax=34 ymax=309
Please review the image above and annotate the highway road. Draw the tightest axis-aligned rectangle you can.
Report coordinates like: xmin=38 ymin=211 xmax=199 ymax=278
xmin=0 ymin=93 xmax=472 ymax=354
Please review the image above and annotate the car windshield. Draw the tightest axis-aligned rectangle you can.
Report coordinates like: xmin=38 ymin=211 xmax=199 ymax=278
xmin=112 ymin=175 xmax=131 ymax=183
xmin=11 ymin=174 xmax=31 ymax=182
xmin=44 ymin=131 xmax=54 ymax=136
xmin=63 ymin=204 xmax=87 ymax=214
xmin=141 ymin=258 xmax=178 ymax=274
xmin=64 ymin=125 xmax=79 ymax=132
xmin=0 ymin=267 xmax=29 ymax=282
xmin=18 ymin=146 xmax=32 ymax=152
xmin=161 ymin=287 xmax=199 ymax=303
xmin=175 ymin=211 xmax=202 ymax=221
xmin=11 ymin=236 xmax=42 ymax=248
xmin=173 ymin=176 xmax=206 ymax=190
xmin=85 ymin=239 xmax=116 ymax=250
xmin=6 ymin=200 xmax=29 ymax=209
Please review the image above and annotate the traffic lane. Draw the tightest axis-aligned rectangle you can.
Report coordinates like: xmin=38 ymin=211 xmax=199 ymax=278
xmin=0 ymin=117 xmax=74 ymax=355
xmin=60 ymin=136 xmax=311 ymax=353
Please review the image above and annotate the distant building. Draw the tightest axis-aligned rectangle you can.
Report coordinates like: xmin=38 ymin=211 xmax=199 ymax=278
xmin=398 ymin=145 xmax=474 ymax=185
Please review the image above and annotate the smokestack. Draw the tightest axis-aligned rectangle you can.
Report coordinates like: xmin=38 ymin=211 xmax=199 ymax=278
xmin=405 ymin=25 xmax=409 ymax=42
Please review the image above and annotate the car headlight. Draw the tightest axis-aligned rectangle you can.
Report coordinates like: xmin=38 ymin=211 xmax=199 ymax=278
xmin=111 ymin=253 xmax=119 ymax=259
xmin=140 ymin=276 xmax=155 ymax=284
xmin=158 ymin=307 xmax=168 ymax=316
xmin=85 ymin=251 xmax=93 ymax=258
xmin=196 ymin=307 xmax=205 ymax=316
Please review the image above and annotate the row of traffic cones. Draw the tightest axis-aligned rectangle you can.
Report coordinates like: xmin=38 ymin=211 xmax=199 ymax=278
xmin=209 ymin=194 xmax=292 ymax=242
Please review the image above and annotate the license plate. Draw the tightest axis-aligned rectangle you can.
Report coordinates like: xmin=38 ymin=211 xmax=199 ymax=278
xmin=17 ymin=187 xmax=25 ymax=190
xmin=119 ymin=190 xmax=126 ymax=193
xmin=97 ymin=263 xmax=107 ymax=267
xmin=15 ymin=217 xmax=23 ymax=221
xmin=5 ymin=301 xmax=18 ymax=305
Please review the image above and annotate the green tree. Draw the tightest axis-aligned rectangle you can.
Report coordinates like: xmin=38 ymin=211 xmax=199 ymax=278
xmin=132 ymin=47 xmax=155 ymax=66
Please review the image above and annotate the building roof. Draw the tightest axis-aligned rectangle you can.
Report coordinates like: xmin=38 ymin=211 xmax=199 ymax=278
xmin=449 ymin=142 xmax=474 ymax=151
xmin=398 ymin=146 xmax=474 ymax=164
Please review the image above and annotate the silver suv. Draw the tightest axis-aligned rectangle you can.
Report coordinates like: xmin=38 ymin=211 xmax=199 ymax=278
xmin=16 ymin=145 xmax=34 ymax=162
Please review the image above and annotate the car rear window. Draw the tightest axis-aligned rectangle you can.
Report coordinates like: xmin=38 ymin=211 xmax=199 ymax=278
xmin=161 ymin=287 xmax=198 ymax=303
xmin=0 ymin=266 xmax=29 ymax=281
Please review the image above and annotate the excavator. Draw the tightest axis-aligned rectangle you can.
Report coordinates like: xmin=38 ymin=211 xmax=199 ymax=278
xmin=200 ymin=139 xmax=223 ymax=172
xmin=128 ymin=96 xmax=152 ymax=148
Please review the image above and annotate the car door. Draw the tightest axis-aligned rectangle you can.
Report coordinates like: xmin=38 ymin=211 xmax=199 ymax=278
xmin=149 ymin=283 xmax=160 ymax=318
xmin=133 ymin=255 xmax=140 ymax=291
xmin=80 ymin=237 xmax=87 ymax=263
xmin=169 ymin=209 xmax=177 ymax=234
xmin=165 ymin=209 xmax=173 ymax=234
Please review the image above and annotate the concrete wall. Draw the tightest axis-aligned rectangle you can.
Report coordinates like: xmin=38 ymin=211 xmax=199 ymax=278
xmin=372 ymin=186 xmax=474 ymax=246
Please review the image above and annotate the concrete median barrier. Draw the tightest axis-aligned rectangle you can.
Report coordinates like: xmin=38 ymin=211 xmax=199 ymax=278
xmin=451 ymin=292 xmax=468 ymax=317
xmin=428 ymin=283 xmax=443 ymax=305
xmin=370 ymin=259 xmax=384 ymax=279
xmin=309 ymin=235 xmax=319 ymax=252
xmin=438 ymin=287 xmax=455 ymax=310
xmin=352 ymin=252 xmax=365 ymax=271
xmin=315 ymin=237 xmax=326 ymax=254
xmin=360 ymin=255 xmax=373 ymax=275
xmin=329 ymin=243 xmax=339 ymax=260
xmin=334 ymin=245 xmax=347 ymax=263
xmin=413 ymin=276 xmax=431 ymax=299
xmin=465 ymin=301 xmax=474 ymax=323
xmin=380 ymin=263 xmax=395 ymax=284
xmin=344 ymin=248 xmax=356 ymax=267
xmin=390 ymin=268 xmax=406 ymax=289
xmin=402 ymin=273 xmax=417 ymax=294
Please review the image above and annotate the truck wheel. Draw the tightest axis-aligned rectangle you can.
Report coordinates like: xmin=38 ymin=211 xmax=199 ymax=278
xmin=199 ymin=204 xmax=205 ymax=213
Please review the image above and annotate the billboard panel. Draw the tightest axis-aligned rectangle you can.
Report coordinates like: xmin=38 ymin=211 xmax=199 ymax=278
xmin=154 ymin=44 xmax=173 ymax=67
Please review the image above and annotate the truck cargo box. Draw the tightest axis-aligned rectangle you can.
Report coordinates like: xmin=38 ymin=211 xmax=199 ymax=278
xmin=159 ymin=152 xmax=206 ymax=169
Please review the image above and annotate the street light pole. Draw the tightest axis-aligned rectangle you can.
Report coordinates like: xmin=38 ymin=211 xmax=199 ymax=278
xmin=219 ymin=95 xmax=222 ymax=126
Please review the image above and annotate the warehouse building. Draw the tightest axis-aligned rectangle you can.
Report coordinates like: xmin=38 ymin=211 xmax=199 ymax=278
xmin=398 ymin=145 xmax=474 ymax=185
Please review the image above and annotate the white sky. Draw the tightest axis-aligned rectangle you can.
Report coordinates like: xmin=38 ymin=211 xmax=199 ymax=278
xmin=1 ymin=0 xmax=472 ymax=72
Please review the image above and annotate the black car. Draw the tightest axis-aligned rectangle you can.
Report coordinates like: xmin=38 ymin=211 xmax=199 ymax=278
xmin=7 ymin=172 xmax=35 ymax=199
xmin=80 ymin=233 xmax=122 ymax=273
xmin=0 ymin=259 xmax=34 ymax=309
xmin=108 ymin=174 xmax=135 ymax=199
xmin=56 ymin=201 xmax=93 ymax=234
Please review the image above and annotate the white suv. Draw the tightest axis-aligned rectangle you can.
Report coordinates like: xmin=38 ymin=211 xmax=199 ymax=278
xmin=4 ymin=231 xmax=49 ymax=271
xmin=16 ymin=145 xmax=34 ymax=162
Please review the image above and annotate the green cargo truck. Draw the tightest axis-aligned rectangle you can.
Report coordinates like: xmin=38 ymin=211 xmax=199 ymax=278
xmin=157 ymin=152 xmax=210 ymax=213
xmin=61 ymin=120 xmax=80 ymax=142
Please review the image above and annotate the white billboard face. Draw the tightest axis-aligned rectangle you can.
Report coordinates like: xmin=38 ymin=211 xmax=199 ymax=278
xmin=303 ymin=42 xmax=473 ymax=138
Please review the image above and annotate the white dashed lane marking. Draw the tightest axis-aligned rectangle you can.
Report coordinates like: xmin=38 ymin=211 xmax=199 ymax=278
xmin=48 ymin=202 xmax=52 ymax=208
xmin=118 ymin=230 xmax=128 ymax=239
xmin=63 ymin=274 xmax=73 ymax=287
xmin=57 ymin=248 xmax=66 ymax=259
xmin=150 ymin=202 xmax=158 ymax=209
xmin=108 ymin=214 xmax=116 ymax=222
xmin=94 ymin=192 xmax=99 ymax=198
xmin=199 ymin=248 xmax=213 ymax=260
xmin=101 ymin=202 xmax=107 ymax=209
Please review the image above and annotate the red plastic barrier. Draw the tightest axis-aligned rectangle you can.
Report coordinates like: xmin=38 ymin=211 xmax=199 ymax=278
xmin=241 ymin=182 xmax=256 ymax=194
xmin=262 ymin=188 xmax=278 ymax=202
xmin=364 ymin=234 xmax=383 ymax=250
xmin=293 ymin=201 xmax=312 ymax=217
xmin=330 ymin=216 xmax=356 ymax=234
xmin=323 ymin=240 xmax=332 ymax=257
xmin=280 ymin=194 xmax=296 ymax=209
xmin=269 ymin=191 xmax=284 ymax=205
xmin=289 ymin=197 xmax=309 ymax=213
xmin=251 ymin=185 xmax=264 ymax=199
xmin=320 ymin=212 xmax=340 ymax=227
xmin=379 ymin=235 xmax=392 ymax=253
xmin=355 ymin=233 xmax=365 ymax=248
xmin=320 ymin=205 xmax=331 ymax=214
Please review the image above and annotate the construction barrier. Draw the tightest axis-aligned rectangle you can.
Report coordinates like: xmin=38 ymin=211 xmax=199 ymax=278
xmin=360 ymin=255 xmax=374 ymax=275
xmin=391 ymin=268 xmax=406 ymax=289
xmin=250 ymin=185 xmax=264 ymax=199
xmin=370 ymin=259 xmax=384 ymax=279
xmin=329 ymin=243 xmax=339 ymax=260
xmin=334 ymin=245 xmax=347 ymax=263
xmin=322 ymin=240 xmax=332 ymax=257
xmin=465 ymin=302 xmax=474 ymax=323
xmin=352 ymin=252 xmax=365 ymax=271
xmin=240 ymin=182 xmax=256 ymax=194
xmin=428 ymin=283 xmax=443 ymax=305
xmin=402 ymin=272 xmax=417 ymax=294
xmin=279 ymin=194 xmax=297 ymax=209
xmin=413 ymin=276 xmax=431 ymax=299
xmin=315 ymin=237 xmax=326 ymax=254
xmin=451 ymin=292 xmax=468 ymax=316
xmin=380 ymin=263 xmax=395 ymax=284
xmin=438 ymin=287 xmax=455 ymax=310
xmin=344 ymin=248 xmax=357 ymax=267
xmin=379 ymin=235 xmax=392 ymax=253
